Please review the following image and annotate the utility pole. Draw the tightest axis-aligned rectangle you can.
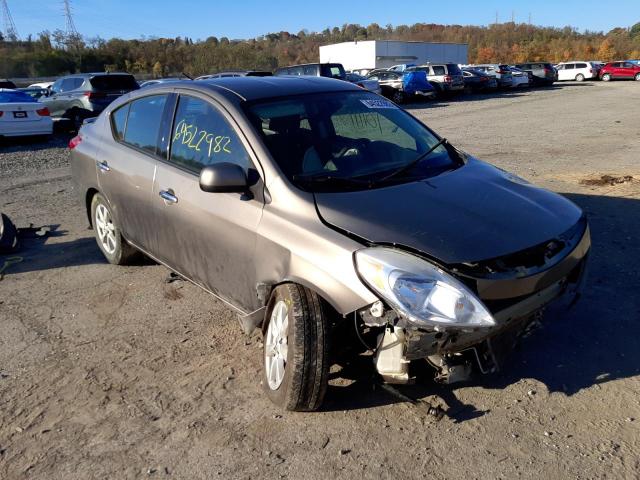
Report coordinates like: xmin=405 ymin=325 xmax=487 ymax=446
xmin=63 ymin=0 xmax=79 ymax=39
xmin=528 ymin=12 xmax=532 ymax=25
xmin=511 ymin=11 xmax=515 ymax=23
xmin=1 ymin=0 xmax=18 ymax=41
xmin=495 ymin=11 xmax=499 ymax=25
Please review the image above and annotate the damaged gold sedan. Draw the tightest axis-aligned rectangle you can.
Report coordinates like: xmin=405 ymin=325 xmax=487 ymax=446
xmin=70 ymin=77 xmax=589 ymax=411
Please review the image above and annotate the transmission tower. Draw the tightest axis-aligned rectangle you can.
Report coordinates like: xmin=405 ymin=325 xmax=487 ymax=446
xmin=1 ymin=0 xmax=18 ymax=41
xmin=63 ymin=0 xmax=79 ymax=38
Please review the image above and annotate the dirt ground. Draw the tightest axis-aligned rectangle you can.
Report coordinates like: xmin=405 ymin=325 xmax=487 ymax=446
xmin=1 ymin=81 xmax=639 ymax=479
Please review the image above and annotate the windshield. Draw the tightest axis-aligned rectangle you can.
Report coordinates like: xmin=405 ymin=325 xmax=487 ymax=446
xmin=0 ymin=91 xmax=37 ymax=103
xmin=246 ymin=91 xmax=458 ymax=191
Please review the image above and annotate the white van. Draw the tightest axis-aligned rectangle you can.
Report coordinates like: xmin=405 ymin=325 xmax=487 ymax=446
xmin=556 ymin=62 xmax=598 ymax=81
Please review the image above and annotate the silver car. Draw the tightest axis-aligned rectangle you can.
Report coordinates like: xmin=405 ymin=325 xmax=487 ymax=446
xmin=70 ymin=77 xmax=590 ymax=411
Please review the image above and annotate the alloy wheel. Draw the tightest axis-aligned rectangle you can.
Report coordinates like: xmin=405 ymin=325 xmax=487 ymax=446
xmin=265 ymin=300 xmax=289 ymax=390
xmin=95 ymin=203 xmax=117 ymax=255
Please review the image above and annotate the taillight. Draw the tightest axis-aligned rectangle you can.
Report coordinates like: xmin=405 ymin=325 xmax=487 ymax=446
xmin=84 ymin=92 xmax=106 ymax=100
xmin=36 ymin=107 xmax=50 ymax=116
xmin=68 ymin=135 xmax=82 ymax=149
xmin=444 ymin=75 xmax=452 ymax=83
xmin=357 ymin=83 xmax=366 ymax=89
xmin=0 ymin=111 xmax=3 ymax=118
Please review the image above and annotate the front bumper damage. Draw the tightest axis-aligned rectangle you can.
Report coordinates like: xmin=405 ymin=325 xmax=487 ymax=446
xmin=364 ymin=220 xmax=591 ymax=384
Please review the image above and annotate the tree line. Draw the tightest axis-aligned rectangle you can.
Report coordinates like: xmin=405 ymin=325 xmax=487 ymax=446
xmin=1 ymin=21 xmax=640 ymax=78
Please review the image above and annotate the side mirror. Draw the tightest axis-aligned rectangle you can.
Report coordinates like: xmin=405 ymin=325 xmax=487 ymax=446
xmin=199 ymin=162 xmax=247 ymax=193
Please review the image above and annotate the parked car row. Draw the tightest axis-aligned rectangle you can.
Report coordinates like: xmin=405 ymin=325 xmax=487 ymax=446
xmin=2 ymin=57 xmax=638 ymax=139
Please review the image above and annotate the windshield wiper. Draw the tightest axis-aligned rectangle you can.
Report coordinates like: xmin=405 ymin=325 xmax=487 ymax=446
xmin=379 ymin=137 xmax=448 ymax=182
xmin=292 ymin=173 xmax=375 ymax=188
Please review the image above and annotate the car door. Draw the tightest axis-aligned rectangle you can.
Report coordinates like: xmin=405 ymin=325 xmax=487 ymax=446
xmin=96 ymin=93 xmax=172 ymax=252
xmin=561 ymin=63 xmax=574 ymax=81
xmin=620 ymin=62 xmax=635 ymax=78
xmin=152 ymin=92 xmax=265 ymax=311
xmin=41 ymin=78 xmax=65 ymax=116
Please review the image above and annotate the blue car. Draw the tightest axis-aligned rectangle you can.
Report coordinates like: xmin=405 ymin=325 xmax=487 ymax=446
xmin=366 ymin=70 xmax=435 ymax=104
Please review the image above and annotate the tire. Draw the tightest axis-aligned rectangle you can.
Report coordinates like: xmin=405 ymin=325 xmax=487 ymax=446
xmin=90 ymin=193 xmax=139 ymax=265
xmin=602 ymin=73 xmax=611 ymax=82
xmin=635 ymin=73 xmax=640 ymax=81
xmin=65 ymin=108 xmax=85 ymax=131
xmin=262 ymin=283 xmax=330 ymax=411
xmin=391 ymin=90 xmax=405 ymax=104
xmin=575 ymin=74 xmax=585 ymax=82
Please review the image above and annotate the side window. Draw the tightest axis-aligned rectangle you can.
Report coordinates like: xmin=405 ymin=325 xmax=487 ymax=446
xmin=60 ymin=78 xmax=77 ymax=92
xmin=288 ymin=66 xmax=304 ymax=76
xmin=111 ymin=103 xmax=130 ymax=141
xmin=432 ymin=66 xmax=446 ymax=75
xmin=72 ymin=78 xmax=85 ymax=89
xmin=303 ymin=65 xmax=317 ymax=76
xmin=50 ymin=79 xmax=63 ymax=94
xmin=123 ymin=95 xmax=167 ymax=155
xmin=565 ymin=64 xmax=575 ymax=70
xmin=576 ymin=63 xmax=587 ymax=69
xmin=169 ymin=95 xmax=250 ymax=174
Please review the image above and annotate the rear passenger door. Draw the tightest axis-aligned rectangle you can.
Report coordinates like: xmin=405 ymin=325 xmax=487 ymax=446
xmin=152 ymin=92 xmax=265 ymax=311
xmin=97 ymin=93 xmax=172 ymax=252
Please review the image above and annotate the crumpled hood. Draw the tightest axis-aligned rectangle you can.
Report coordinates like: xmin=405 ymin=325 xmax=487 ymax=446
xmin=314 ymin=158 xmax=583 ymax=264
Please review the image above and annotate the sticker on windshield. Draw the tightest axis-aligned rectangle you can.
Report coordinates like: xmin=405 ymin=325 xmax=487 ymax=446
xmin=360 ymin=99 xmax=397 ymax=109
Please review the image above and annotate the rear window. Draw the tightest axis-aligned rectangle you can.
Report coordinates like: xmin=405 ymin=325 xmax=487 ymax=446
xmin=446 ymin=64 xmax=462 ymax=75
xmin=90 ymin=75 xmax=139 ymax=92
xmin=0 ymin=91 xmax=37 ymax=103
xmin=320 ymin=64 xmax=346 ymax=80
xmin=0 ymin=81 xmax=17 ymax=89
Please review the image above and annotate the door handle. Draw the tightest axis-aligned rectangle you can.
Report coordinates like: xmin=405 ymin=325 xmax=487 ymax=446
xmin=159 ymin=189 xmax=178 ymax=204
xmin=97 ymin=160 xmax=110 ymax=172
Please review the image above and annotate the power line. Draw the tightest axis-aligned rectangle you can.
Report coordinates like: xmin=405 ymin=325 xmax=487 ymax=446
xmin=1 ymin=0 xmax=18 ymax=41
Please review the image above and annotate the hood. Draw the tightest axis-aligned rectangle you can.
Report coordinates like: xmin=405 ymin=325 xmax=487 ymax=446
xmin=314 ymin=158 xmax=583 ymax=264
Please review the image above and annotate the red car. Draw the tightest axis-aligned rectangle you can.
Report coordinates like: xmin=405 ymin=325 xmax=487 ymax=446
xmin=599 ymin=61 xmax=640 ymax=81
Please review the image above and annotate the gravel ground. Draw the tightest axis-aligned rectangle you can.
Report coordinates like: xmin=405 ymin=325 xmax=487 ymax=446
xmin=1 ymin=81 xmax=639 ymax=480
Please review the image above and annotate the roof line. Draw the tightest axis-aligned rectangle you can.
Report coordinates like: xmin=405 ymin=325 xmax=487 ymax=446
xmin=203 ymin=82 xmax=247 ymax=101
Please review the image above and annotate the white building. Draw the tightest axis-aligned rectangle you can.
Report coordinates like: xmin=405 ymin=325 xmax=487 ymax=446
xmin=319 ymin=40 xmax=469 ymax=71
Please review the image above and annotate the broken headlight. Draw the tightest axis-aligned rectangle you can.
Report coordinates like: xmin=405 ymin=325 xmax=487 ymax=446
xmin=355 ymin=248 xmax=495 ymax=329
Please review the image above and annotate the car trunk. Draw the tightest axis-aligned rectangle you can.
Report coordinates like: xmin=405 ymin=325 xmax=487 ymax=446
xmin=0 ymin=102 xmax=47 ymax=122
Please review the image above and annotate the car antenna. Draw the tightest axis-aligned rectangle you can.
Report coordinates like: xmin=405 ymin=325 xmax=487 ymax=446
xmin=181 ymin=72 xmax=194 ymax=80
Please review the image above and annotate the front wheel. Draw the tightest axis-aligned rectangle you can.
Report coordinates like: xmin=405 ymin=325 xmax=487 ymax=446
xmin=262 ymin=284 xmax=330 ymax=411
xmin=575 ymin=74 xmax=585 ymax=82
xmin=635 ymin=73 xmax=640 ymax=81
xmin=90 ymin=193 xmax=139 ymax=265
xmin=391 ymin=90 xmax=405 ymax=104
xmin=602 ymin=73 xmax=611 ymax=82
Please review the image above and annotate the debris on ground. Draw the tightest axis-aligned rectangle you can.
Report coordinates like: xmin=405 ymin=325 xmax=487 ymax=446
xmin=580 ymin=175 xmax=634 ymax=186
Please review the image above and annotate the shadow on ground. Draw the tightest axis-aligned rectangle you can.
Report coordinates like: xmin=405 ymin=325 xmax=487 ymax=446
xmin=324 ymin=191 xmax=640 ymax=421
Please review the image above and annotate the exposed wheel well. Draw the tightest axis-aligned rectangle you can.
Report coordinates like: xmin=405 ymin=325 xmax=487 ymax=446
xmin=85 ymin=188 xmax=99 ymax=228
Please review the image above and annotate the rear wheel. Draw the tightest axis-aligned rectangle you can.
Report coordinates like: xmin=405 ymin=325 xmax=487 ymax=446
xmin=90 ymin=193 xmax=139 ymax=265
xmin=602 ymin=73 xmax=612 ymax=82
xmin=575 ymin=74 xmax=585 ymax=82
xmin=262 ymin=284 xmax=330 ymax=411
xmin=635 ymin=73 xmax=640 ymax=81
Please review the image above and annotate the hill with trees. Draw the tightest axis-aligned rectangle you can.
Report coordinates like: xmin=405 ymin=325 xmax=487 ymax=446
xmin=1 ymin=21 xmax=640 ymax=78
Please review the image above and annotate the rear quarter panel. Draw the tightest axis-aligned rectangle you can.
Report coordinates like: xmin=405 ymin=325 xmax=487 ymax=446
xmin=70 ymin=118 xmax=103 ymax=224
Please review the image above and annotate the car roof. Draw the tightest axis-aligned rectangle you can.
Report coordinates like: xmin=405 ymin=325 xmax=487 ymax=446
xmin=183 ymin=76 xmax=360 ymax=102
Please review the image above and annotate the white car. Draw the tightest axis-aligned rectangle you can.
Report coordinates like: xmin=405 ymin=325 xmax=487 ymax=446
xmin=27 ymin=82 xmax=53 ymax=89
xmin=555 ymin=61 xmax=598 ymax=82
xmin=344 ymin=73 xmax=382 ymax=95
xmin=508 ymin=67 xmax=530 ymax=87
xmin=0 ymin=89 xmax=53 ymax=138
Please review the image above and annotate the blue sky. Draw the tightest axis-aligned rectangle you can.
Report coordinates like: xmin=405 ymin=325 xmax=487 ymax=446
xmin=6 ymin=0 xmax=640 ymax=40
